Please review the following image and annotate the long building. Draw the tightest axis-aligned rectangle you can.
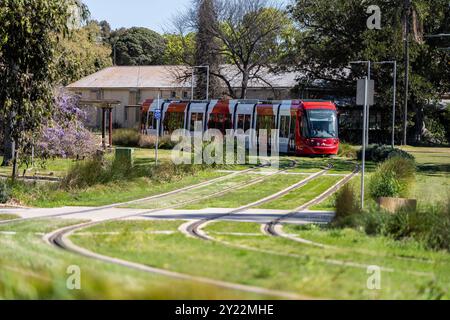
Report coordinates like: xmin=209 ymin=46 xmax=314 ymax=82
xmin=67 ymin=65 xmax=301 ymax=129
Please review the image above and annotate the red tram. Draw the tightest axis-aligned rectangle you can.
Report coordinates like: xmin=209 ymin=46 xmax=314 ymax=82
xmin=141 ymin=99 xmax=339 ymax=156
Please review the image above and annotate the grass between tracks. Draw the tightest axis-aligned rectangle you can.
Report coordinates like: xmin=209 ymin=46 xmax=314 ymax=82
xmin=0 ymin=219 xmax=266 ymax=299
xmin=255 ymin=175 xmax=343 ymax=210
xmin=71 ymin=220 xmax=450 ymax=299
xmin=0 ymin=214 xmax=19 ymax=221
xmin=181 ymin=174 xmax=307 ymax=210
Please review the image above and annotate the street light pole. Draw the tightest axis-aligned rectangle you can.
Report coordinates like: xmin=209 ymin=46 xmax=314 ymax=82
xmin=350 ymin=61 xmax=372 ymax=147
xmin=403 ymin=0 xmax=411 ymax=146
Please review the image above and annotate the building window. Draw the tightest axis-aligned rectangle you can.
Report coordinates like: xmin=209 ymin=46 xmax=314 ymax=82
xmin=183 ymin=91 xmax=189 ymax=99
xmin=170 ymin=91 xmax=177 ymax=99
xmin=124 ymin=107 xmax=128 ymax=121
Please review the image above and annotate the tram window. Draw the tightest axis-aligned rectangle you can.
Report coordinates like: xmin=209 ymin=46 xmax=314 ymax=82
xmin=257 ymin=115 xmax=275 ymax=133
xmin=163 ymin=112 xmax=185 ymax=134
xmin=190 ymin=112 xmax=204 ymax=131
xmin=237 ymin=115 xmax=252 ymax=131
xmin=279 ymin=116 xmax=290 ymax=138
xmin=304 ymin=110 xmax=338 ymax=138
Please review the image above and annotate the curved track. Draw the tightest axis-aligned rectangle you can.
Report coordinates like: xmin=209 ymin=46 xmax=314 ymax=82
xmin=263 ymin=166 xmax=360 ymax=237
xmin=185 ymin=164 xmax=333 ymax=240
xmin=0 ymin=166 xmax=261 ymax=226
xmin=41 ymin=161 xmax=318 ymax=299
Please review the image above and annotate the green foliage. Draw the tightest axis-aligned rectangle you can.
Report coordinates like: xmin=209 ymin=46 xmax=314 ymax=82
xmin=288 ymin=0 xmax=450 ymax=141
xmin=333 ymin=184 xmax=360 ymax=226
xmin=0 ymin=0 xmax=87 ymax=168
xmin=369 ymin=170 xmax=402 ymax=199
xmin=358 ymin=144 xmax=415 ymax=162
xmin=163 ymin=33 xmax=196 ymax=65
xmin=369 ymin=156 xmax=416 ymax=199
xmin=112 ymin=27 xmax=166 ymax=65
xmin=56 ymin=21 xmax=112 ymax=85
xmin=0 ymin=180 xmax=11 ymax=204
xmin=112 ymin=129 xmax=140 ymax=147
xmin=335 ymin=199 xmax=450 ymax=252
xmin=338 ymin=143 xmax=356 ymax=159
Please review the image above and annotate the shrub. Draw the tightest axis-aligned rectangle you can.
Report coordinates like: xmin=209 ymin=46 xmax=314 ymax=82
xmin=138 ymin=135 xmax=177 ymax=150
xmin=357 ymin=144 xmax=415 ymax=163
xmin=0 ymin=180 xmax=11 ymax=204
xmin=333 ymin=184 xmax=360 ymax=226
xmin=338 ymin=143 xmax=357 ymax=159
xmin=369 ymin=156 xmax=416 ymax=199
xmin=113 ymin=129 xmax=140 ymax=147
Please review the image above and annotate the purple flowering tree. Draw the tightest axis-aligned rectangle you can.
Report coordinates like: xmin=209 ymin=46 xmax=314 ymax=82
xmin=35 ymin=91 xmax=98 ymax=161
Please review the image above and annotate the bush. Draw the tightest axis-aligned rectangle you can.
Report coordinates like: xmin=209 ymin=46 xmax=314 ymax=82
xmin=338 ymin=143 xmax=357 ymax=159
xmin=335 ymin=200 xmax=450 ymax=252
xmin=369 ymin=156 xmax=416 ymax=199
xmin=113 ymin=129 xmax=140 ymax=147
xmin=333 ymin=184 xmax=360 ymax=226
xmin=0 ymin=180 xmax=11 ymax=204
xmin=138 ymin=135 xmax=177 ymax=150
xmin=357 ymin=144 xmax=415 ymax=163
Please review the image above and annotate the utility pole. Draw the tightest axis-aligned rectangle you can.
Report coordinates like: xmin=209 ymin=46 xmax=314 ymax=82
xmin=403 ymin=0 xmax=411 ymax=146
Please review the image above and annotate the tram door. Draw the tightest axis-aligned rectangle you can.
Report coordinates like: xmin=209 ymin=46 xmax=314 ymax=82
xmin=234 ymin=103 xmax=255 ymax=148
xmin=188 ymin=103 xmax=208 ymax=133
xmin=277 ymin=104 xmax=296 ymax=154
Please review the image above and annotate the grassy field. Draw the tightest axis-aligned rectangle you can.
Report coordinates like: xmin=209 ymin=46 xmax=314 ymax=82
xmin=0 ymin=219 xmax=266 ymax=299
xmin=182 ymin=174 xmax=307 ymax=209
xmin=256 ymin=175 xmax=343 ymax=210
xmin=0 ymin=214 xmax=19 ymax=221
xmin=70 ymin=220 xmax=450 ymax=299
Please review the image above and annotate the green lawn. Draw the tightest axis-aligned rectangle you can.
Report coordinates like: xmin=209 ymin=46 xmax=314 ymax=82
xmin=182 ymin=174 xmax=307 ymax=209
xmin=0 ymin=214 xmax=19 ymax=221
xmin=12 ymin=170 xmax=227 ymax=208
xmin=0 ymin=219 xmax=264 ymax=299
xmin=71 ymin=220 xmax=450 ymax=299
xmin=255 ymin=175 xmax=343 ymax=210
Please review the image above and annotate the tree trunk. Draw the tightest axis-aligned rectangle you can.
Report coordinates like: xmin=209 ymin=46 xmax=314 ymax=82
xmin=240 ymin=71 xmax=249 ymax=99
xmin=412 ymin=96 xmax=424 ymax=144
xmin=1 ymin=116 xmax=14 ymax=167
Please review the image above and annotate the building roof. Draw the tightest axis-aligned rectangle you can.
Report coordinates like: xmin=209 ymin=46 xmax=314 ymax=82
xmin=67 ymin=65 xmax=300 ymax=90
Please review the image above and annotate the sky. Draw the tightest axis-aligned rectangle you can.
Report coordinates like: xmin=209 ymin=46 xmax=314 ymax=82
xmin=83 ymin=0 xmax=191 ymax=33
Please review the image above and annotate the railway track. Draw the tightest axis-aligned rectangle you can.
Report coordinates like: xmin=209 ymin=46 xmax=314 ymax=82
xmin=0 ymin=165 xmax=263 ymax=226
xmin=185 ymin=164 xmax=334 ymax=240
xmin=39 ymin=161 xmax=314 ymax=299
xmin=263 ymin=166 xmax=360 ymax=237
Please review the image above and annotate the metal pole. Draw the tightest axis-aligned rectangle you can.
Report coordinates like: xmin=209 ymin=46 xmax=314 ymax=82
xmin=392 ymin=61 xmax=397 ymax=148
xmin=366 ymin=62 xmax=371 ymax=147
xmin=156 ymin=93 xmax=160 ymax=166
xmin=403 ymin=0 xmax=411 ymax=146
xmin=191 ymin=69 xmax=195 ymax=100
xmin=361 ymin=77 xmax=368 ymax=209
xmin=206 ymin=66 xmax=210 ymax=100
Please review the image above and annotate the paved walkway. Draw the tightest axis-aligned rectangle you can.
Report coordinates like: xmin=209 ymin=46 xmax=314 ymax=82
xmin=1 ymin=206 xmax=334 ymax=224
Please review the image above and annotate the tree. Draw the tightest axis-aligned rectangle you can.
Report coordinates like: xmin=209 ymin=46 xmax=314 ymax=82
xmin=173 ymin=0 xmax=292 ymax=99
xmin=56 ymin=21 xmax=113 ymax=86
xmin=112 ymin=27 xmax=166 ymax=66
xmin=163 ymin=33 xmax=196 ymax=65
xmin=0 ymin=0 xmax=87 ymax=176
xmin=194 ymin=0 xmax=221 ymax=99
xmin=286 ymin=0 xmax=449 ymax=143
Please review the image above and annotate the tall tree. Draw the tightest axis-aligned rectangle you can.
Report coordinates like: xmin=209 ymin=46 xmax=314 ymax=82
xmin=173 ymin=0 xmax=292 ymax=99
xmin=194 ymin=0 xmax=221 ymax=99
xmin=56 ymin=21 xmax=113 ymax=86
xmin=286 ymin=0 xmax=449 ymax=143
xmin=112 ymin=27 xmax=166 ymax=66
xmin=0 ymin=0 xmax=86 ymax=174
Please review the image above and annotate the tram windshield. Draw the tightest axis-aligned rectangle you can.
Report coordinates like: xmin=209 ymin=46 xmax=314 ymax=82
xmin=304 ymin=109 xmax=338 ymax=138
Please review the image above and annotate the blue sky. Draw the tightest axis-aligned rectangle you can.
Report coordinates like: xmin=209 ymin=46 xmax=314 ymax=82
xmin=83 ymin=0 xmax=191 ymax=33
